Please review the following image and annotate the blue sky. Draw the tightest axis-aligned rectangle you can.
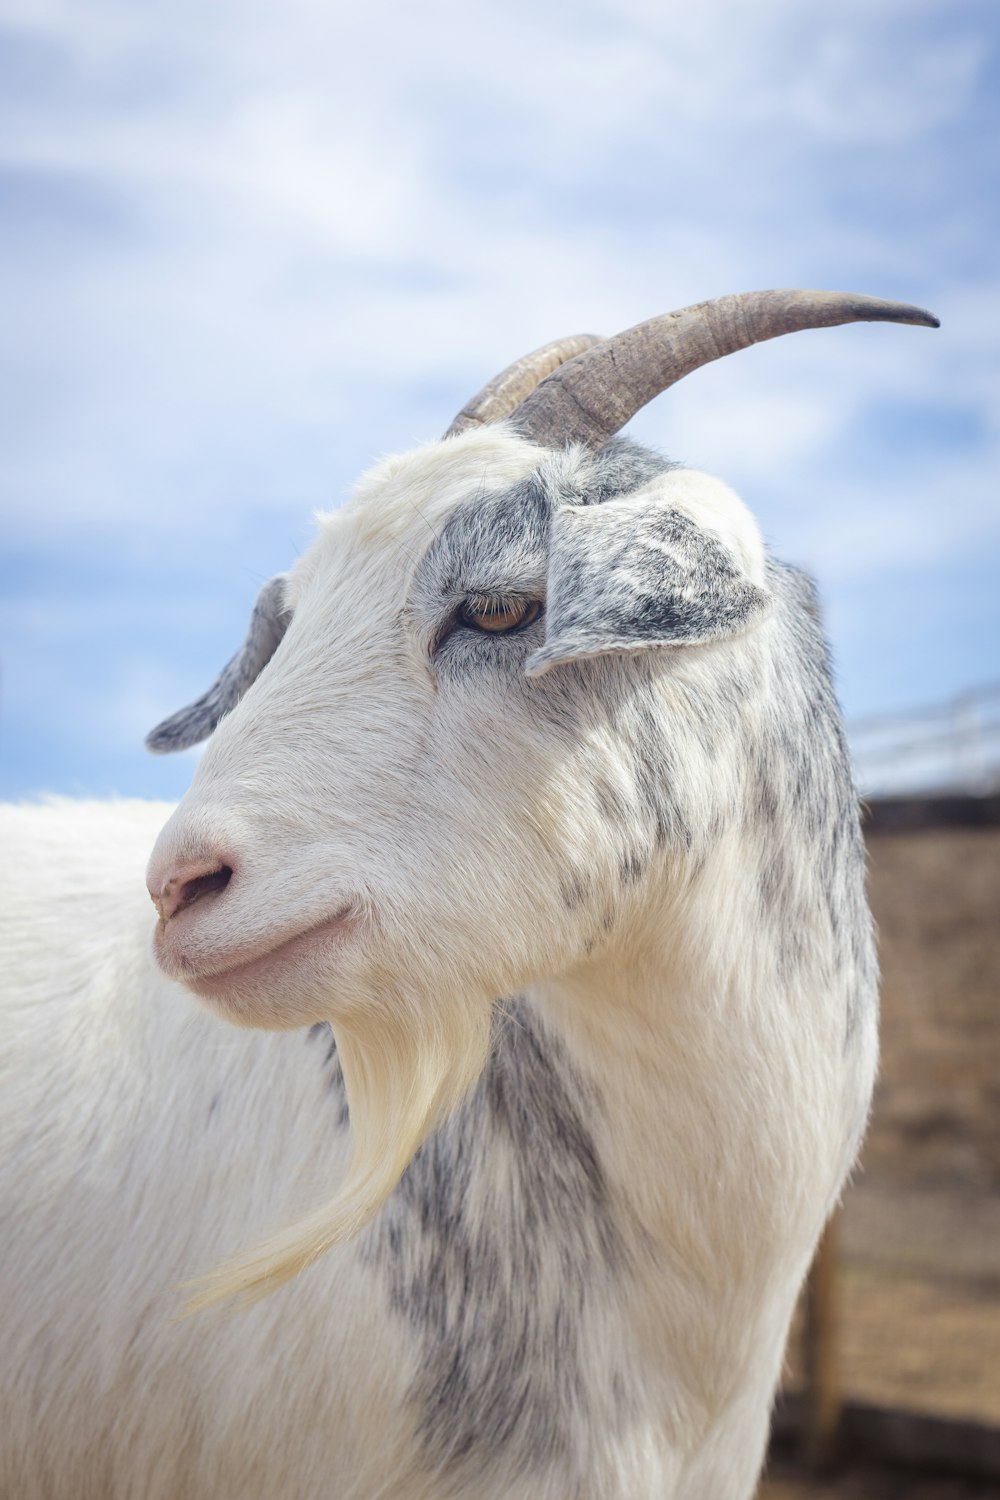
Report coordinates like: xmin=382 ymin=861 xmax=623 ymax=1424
xmin=1 ymin=0 xmax=997 ymax=802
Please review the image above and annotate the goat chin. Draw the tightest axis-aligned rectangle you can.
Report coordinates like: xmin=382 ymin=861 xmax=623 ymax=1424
xmin=184 ymin=986 xmax=495 ymax=1311
xmin=175 ymin=915 xmax=366 ymax=1030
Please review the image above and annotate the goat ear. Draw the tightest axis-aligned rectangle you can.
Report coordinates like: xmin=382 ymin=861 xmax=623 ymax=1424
xmin=146 ymin=574 xmax=292 ymax=753
xmin=525 ymin=492 xmax=771 ymax=679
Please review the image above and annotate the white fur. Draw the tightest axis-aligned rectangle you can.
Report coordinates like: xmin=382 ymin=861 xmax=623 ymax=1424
xmin=0 ymin=427 xmax=877 ymax=1499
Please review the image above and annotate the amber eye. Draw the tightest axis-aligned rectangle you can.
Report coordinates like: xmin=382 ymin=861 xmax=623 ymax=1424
xmin=458 ymin=597 xmax=542 ymax=635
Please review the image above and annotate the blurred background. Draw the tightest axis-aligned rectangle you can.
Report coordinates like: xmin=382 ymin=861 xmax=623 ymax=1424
xmin=1 ymin=1 xmax=997 ymax=1493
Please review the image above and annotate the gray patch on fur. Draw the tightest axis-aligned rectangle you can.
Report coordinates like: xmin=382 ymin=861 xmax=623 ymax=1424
xmin=626 ymin=696 xmax=691 ymax=850
xmin=527 ymin=503 xmax=771 ymax=677
xmin=570 ymin=437 xmax=679 ymax=504
xmin=734 ymin=561 xmax=878 ymax=1043
xmin=146 ymin=573 xmax=292 ymax=753
xmin=593 ymin=775 xmax=630 ymax=825
xmin=365 ymin=1001 xmax=623 ymax=1486
xmin=559 ymin=874 xmax=590 ymax=910
xmin=307 ymin=1021 xmax=350 ymax=1128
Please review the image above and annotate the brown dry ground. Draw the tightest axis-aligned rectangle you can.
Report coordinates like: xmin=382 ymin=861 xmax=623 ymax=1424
xmin=762 ymin=1454 xmax=999 ymax=1500
xmin=759 ymin=824 xmax=1000 ymax=1498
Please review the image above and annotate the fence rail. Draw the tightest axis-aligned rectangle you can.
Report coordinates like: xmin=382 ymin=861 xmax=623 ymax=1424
xmin=849 ymin=682 xmax=1000 ymax=797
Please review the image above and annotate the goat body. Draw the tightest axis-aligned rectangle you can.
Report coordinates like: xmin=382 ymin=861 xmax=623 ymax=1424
xmin=1 ymin=307 xmax=898 ymax=1498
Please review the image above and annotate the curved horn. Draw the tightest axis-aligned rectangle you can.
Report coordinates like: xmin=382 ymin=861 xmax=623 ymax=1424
xmin=445 ymin=333 xmax=604 ymax=438
xmin=510 ymin=290 xmax=940 ymax=449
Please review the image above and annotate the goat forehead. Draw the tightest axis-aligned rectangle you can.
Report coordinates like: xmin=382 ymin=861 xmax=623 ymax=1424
xmin=341 ymin=427 xmax=550 ymax=549
xmin=413 ymin=476 xmax=553 ymax=606
xmin=285 ymin=427 xmax=547 ymax=610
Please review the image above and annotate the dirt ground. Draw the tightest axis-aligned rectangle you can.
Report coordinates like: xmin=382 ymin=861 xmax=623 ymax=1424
xmin=861 ymin=826 xmax=1000 ymax=1201
xmin=759 ymin=823 xmax=1000 ymax=1497
xmin=762 ymin=1452 xmax=999 ymax=1500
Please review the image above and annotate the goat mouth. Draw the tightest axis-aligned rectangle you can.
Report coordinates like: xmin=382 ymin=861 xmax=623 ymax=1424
xmin=164 ymin=908 xmax=360 ymax=999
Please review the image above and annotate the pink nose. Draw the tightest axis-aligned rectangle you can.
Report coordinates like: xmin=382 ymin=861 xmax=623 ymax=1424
xmin=149 ymin=859 xmax=233 ymax=924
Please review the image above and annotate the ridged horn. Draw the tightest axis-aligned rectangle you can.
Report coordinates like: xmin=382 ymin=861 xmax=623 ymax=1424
xmin=445 ymin=333 xmax=604 ymax=437
xmin=510 ymin=290 xmax=940 ymax=449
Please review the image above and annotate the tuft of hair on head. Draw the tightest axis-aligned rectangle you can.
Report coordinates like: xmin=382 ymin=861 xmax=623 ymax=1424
xmin=181 ymin=989 xmax=495 ymax=1314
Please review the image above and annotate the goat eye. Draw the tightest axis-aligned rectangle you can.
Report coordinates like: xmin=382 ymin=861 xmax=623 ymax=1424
xmin=458 ymin=598 xmax=542 ymax=635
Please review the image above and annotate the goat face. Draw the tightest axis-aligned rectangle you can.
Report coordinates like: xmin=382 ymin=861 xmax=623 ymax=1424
xmin=147 ymin=426 xmax=770 ymax=1036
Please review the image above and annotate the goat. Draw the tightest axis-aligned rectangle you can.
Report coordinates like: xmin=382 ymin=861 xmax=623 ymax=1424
xmin=0 ymin=291 xmax=938 ymax=1500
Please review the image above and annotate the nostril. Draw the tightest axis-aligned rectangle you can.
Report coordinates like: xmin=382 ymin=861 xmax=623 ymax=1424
xmin=177 ymin=865 xmax=233 ymax=912
xmin=156 ymin=861 xmax=234 ymax=923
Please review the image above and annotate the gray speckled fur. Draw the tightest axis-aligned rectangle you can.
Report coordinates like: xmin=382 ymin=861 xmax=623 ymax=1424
xmin=306 ymin=1004 xmax=627 ymax=1490
xmin=741 ymin=561 xmax=877 ymax=1042
xmin=364 ymin=1001 xmax=624 ymax=1488
xmin=307 ymin=1022 xmax=351 ymax=1128
xmin=528 ymin=502 xmax=771 ymax=676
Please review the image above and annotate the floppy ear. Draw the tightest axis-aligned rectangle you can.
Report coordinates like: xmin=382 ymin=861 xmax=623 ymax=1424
xmin=525 ymin=492 xmax=771 ymax=678
xmin=146 ymin=574 xmax=292 ymax=753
